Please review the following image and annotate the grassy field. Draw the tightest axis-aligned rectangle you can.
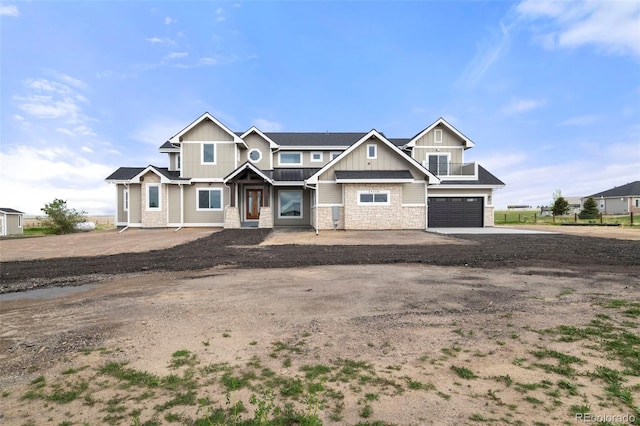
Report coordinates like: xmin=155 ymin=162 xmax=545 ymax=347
xmin=495 ymin=210 xmax=636 ymax=226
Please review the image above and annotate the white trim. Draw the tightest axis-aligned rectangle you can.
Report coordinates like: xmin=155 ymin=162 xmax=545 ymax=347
xmin=196 ymin=188 xmax=223 ymax=211
xmin=201 ymin=142 xmax=217 ymax=165
xmin=191 ymin=178 xmax=224 ymax=183
xmin=426 ymin=153 xmax=451 ymax=175
xmin=404 ymin=117 xmax=475 ymax=149
xmin=278 ymin=145 xmax=348 ymax=150
xmin=357 ymin=190 xmax=390 ymax=206
xmin=336 ymin=178 xmax=413 ymax=184
xmin=168 ymin=112 xmax=246 ymax=146
xmin=278 ymin=151 xmax=302 ymax=166
xmin=123 ymin=188 xmax=129 ymax=212
xmin=223 ymin=162 xmax=273 ymax=184
xmin=278 ymin=189 xmax=303 ymax=219
xmin=240 ymin=126 xmax=280 ymax=149
xmin=434 ymin=129 xmax=443 ymax=143
xmin=248 ymin=148 xmax=262 ymax=163
xmin=146 ymin=183 xmax=162 ymax=211
xmin=306 ymin=130 xmax=440 ymax=185
xmin=412 ymin=145 xmax=466 ymax=149
xmin=367 ymin=144 xmax=377 ymax=159
xmin=310 ymin=151 xmax=324 ymax=162
xmin=273 ymin=181 xmax=305 ymax=186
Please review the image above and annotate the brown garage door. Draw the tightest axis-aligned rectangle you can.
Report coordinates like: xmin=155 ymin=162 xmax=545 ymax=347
xmin=428 ymin=197 xmax=483 ymax=227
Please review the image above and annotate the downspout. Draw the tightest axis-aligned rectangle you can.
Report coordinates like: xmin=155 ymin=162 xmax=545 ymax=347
xmin=314 ymin=185 xmax=319 ymax=235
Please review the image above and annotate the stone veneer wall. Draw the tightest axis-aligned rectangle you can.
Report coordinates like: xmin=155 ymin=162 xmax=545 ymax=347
xmin=224 ymin=206 xmax=241 ymax=228
xmin=484 ymin=206 xmax=495 ymax=227
xmin=344 ymin=184 xmax=402 ymax=230
xmin=401 ymin=206 xmax=426 ymax=229
xmin=258 ymin=207 xmax=273 ymax=228
xmin=315 ymin=206 xmax=345 ymax=230
xmin=140 ymin=173 xmax=167 ymax=228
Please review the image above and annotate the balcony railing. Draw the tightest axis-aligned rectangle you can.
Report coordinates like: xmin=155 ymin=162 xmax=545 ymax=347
xmin=423 ymin=162 xmax=478 ymax=178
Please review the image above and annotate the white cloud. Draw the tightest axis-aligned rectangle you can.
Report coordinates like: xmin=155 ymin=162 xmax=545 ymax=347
xmin=253 ymin=118 xmax=282 ymax=132
xmin=458 ymin=21 xmax=512 ymax=87
xmin=560 ymin=114 xmax=604 ymax=126
xmin=517 ymin=0 xmax=640 ymax=58
xmin=499 ymin=98 xmax=545 ymax=115
xmin=145 ymin=36 xmax=175 ymax=45
xmin=164 ymin=16 xmax=176 ymax=25
xmin=0 ymin=3 xmax=19 ymax=17
xmin=164 ymin=51 xmax=188 ymax=60
xmin=0 ymin=145 xmax=115 ymax=215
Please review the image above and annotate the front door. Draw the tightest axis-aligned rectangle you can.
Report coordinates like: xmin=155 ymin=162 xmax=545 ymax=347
xmin=246 ymin=189 xmax=262 ymax=220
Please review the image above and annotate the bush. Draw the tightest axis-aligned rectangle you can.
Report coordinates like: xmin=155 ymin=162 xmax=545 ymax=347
xmin=579 ymin=196 xmax=599 ymax=219
xmin=40 ymin=199 xmax=87 ymax=234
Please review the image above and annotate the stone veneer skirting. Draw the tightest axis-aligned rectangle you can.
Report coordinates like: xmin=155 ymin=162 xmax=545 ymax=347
xmin=224 ymin=207 xmax=241 ymax=229
xmin=258 ymin=207 xmax=273 ymax=228
xmin=140 ymin=173 xmax=167 ymax=228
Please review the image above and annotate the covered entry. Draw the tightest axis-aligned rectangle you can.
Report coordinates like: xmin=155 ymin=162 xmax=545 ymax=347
xmin=428 ymin=197 xmax=483 ymax=227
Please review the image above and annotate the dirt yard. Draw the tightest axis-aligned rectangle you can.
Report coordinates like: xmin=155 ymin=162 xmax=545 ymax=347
xmin=0 ymin=228 xmax=639 ymax=425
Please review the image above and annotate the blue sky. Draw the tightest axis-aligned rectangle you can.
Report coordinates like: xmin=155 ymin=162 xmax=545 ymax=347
xmin=1 ymin=0 xmax=639 ymax=215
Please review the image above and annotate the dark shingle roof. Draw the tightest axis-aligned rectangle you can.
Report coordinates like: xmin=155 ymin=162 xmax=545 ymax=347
xmin=335 ymin=170 xmax=414 ymax=180
xmin=105 ymin=166 xmax=186 ymax=181
xmin=271 ymin=168 xmax=321 ymax=181
xmin=0 ymin=208 xmax=24 ymax=214
xmin=388 ymin=138 xmax=410 ymax=147
xmin=265 ymin=133 xmax=367 ymax=147
xmin=159 ymin=141 xmax=179 ymax=150
xmin=588 ymin=181 xmax=640 ymax=198
xmin=439 ymin=165 xmax=505 ymax=186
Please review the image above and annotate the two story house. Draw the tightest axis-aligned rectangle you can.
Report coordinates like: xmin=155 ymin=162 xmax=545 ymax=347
xmin=106 ymin=112 xmax=504 ymax=232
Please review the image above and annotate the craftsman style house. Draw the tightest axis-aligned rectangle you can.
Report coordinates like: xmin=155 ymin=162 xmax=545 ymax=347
xmin=106 ymin=113 xmax=504 ymax=231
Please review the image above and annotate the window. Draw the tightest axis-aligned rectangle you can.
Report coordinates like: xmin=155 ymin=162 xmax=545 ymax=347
xmin=123 ymin=189 xmax=129 ymax=211
xmin=279 ymin=152 xmax=302 ymax=165
xmin=428 ymin=154 xmax=449 ymax=175
xmin=636 ymin=199 xmax=639 ymax=208
xmin=358 ymin=191 xmax=390 ymax=205
xmin=197 ymin=188 xmax=222 ymax=210
xmin=367 ymin=144 xmax=377 ymax=159
xmin=18 ymin=215 xmax=22 ymax=228
xmin=434 ymin=129 xmax=443 ymax=143
xmin=330 ymin=151 xmax=341 ymax=160
xmin=279 ymin=190 xmax=302 ymax=218
xmin=202 ymin=143 xmax=216 ymax=164
xmin=311 ymin=152 xmax=323 ymax=162
xmin=147 ymin=184 xmax=161 ymax=210
xmin=248 ymin=149 xmax=262 ymax=163
xmin=177 ymin=154 xmax=181 ymax=170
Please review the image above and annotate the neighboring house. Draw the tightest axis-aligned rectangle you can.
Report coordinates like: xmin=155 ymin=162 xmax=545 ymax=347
xmin=0 ymin=208 xmax=24 ymax=236
xmin=106 ymin=113 xmax=505 ymax=231
xmin=584 ymin=181 xmax=640 ymax=214
xmin=566 ymin=197 xmax=582 ymax=214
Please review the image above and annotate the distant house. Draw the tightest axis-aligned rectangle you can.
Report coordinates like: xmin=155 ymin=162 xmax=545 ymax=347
xmin=565 ymin=197 xmax=582 ymax=214
xmin=583 ymin=181 xmax=640 ymax=214
xmin=0 ymin=208 xmax=24 ymax=236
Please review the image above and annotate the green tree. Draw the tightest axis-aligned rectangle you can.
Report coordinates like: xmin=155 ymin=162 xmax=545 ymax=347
xmin=579 ymin=196 xmax=599 ymax=219
xmin=551 ymin=196 xmax=570 ymax=216
xmin=40 ymin=198 xmax=87 ymax=234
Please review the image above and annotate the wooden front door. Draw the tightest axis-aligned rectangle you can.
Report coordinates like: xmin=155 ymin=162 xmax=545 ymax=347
xmin=246 ymin=189 xmax=262 ymax=220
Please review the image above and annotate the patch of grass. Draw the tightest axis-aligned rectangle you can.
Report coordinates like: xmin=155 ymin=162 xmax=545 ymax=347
xmin=451 ymin=365 xmax=477 ymax=380
xmin=154 ymin=390 xmax=197 ymax=411
xmin=359 ymin=403 xmax=373 ymax=418
xmin=169 ymin=350 xmax=198 ymax=368
xmin=300 ymin=364 xmax=332 ymax=380
xmin=568 ymin=404 xmax=590 ymax=416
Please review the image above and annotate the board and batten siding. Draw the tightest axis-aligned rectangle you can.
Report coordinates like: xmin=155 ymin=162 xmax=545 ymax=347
xmin=402 ymin=182 xmax=425 ymax=204
xmin=318 ymin=182 xmax=343 ymax=204
xmin=181 ymin=142 xmax=238 ymax=179
xmin=181 ymin=119 xmax=235 ymax=142
xmin=116 ymin=185 xmax=127 ymax=223
xmin=183 ymin=183 xmax=227 ymax=224
xmin=414 ymin=125 xmax=465 ymax=148
xmin=168 ymin=185 xmax=181 ymax=223
xmin=129 ymin=184 xmax=142 ymax=224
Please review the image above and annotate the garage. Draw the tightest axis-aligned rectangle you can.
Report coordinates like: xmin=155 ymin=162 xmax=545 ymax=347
xmin=428 ymin=197 xmax=483 ymax=227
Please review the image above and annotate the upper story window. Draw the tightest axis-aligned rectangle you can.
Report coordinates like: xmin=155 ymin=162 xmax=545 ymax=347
xmin=279 ymin=152 xmax=302 ymax=166
xmin=147 ymin=184 xmax=161 ymax=210
xmin=202 ymin=143 xmax=216 ymax=164
xmin=330 ymin=151 xmax=341 ymax=160
xmin=197 ymin=188 xmax=222 ymax=210
xmin=434 ymin=129 xmax=443 ymax=143
xmin=428 ymin=154 xmax=449 ymax=175
xmin=177 ymin=154 xmax=181 ymax=170
xmin=367 ymin=144 xmax=377 ymax=159
xmin=248 ymin=149 xmax=262 ymax=163
xmin=123 ymin=189 xmax=129 ymax=212
xmin=311 ymin=152 xmax=323 ymax=162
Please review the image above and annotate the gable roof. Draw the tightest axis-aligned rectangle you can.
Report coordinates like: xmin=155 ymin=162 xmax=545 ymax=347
xmin=306 ymin=129 xmax=440 ymax=185
xmin=335 ymin=170 xmax=414 ymax=183
xmin=224 ymin=162 xmax=273 ymax=184
xmin=0 ymin=207 xmax=24 ymax=214
xmin=168 ymin=112 xmax=246 ymax=146
xmin=239 ymin=127 xmax=280 ymax=149
xmin=587 ymin=181 xmax=640 ymax=198
xmin=404 ymin=117 xmax=475 ymax=149
xmin=105 ymin=166 xmax=188 ymax=183
xmin=265 ymin=132 xmax=367 ymax=148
